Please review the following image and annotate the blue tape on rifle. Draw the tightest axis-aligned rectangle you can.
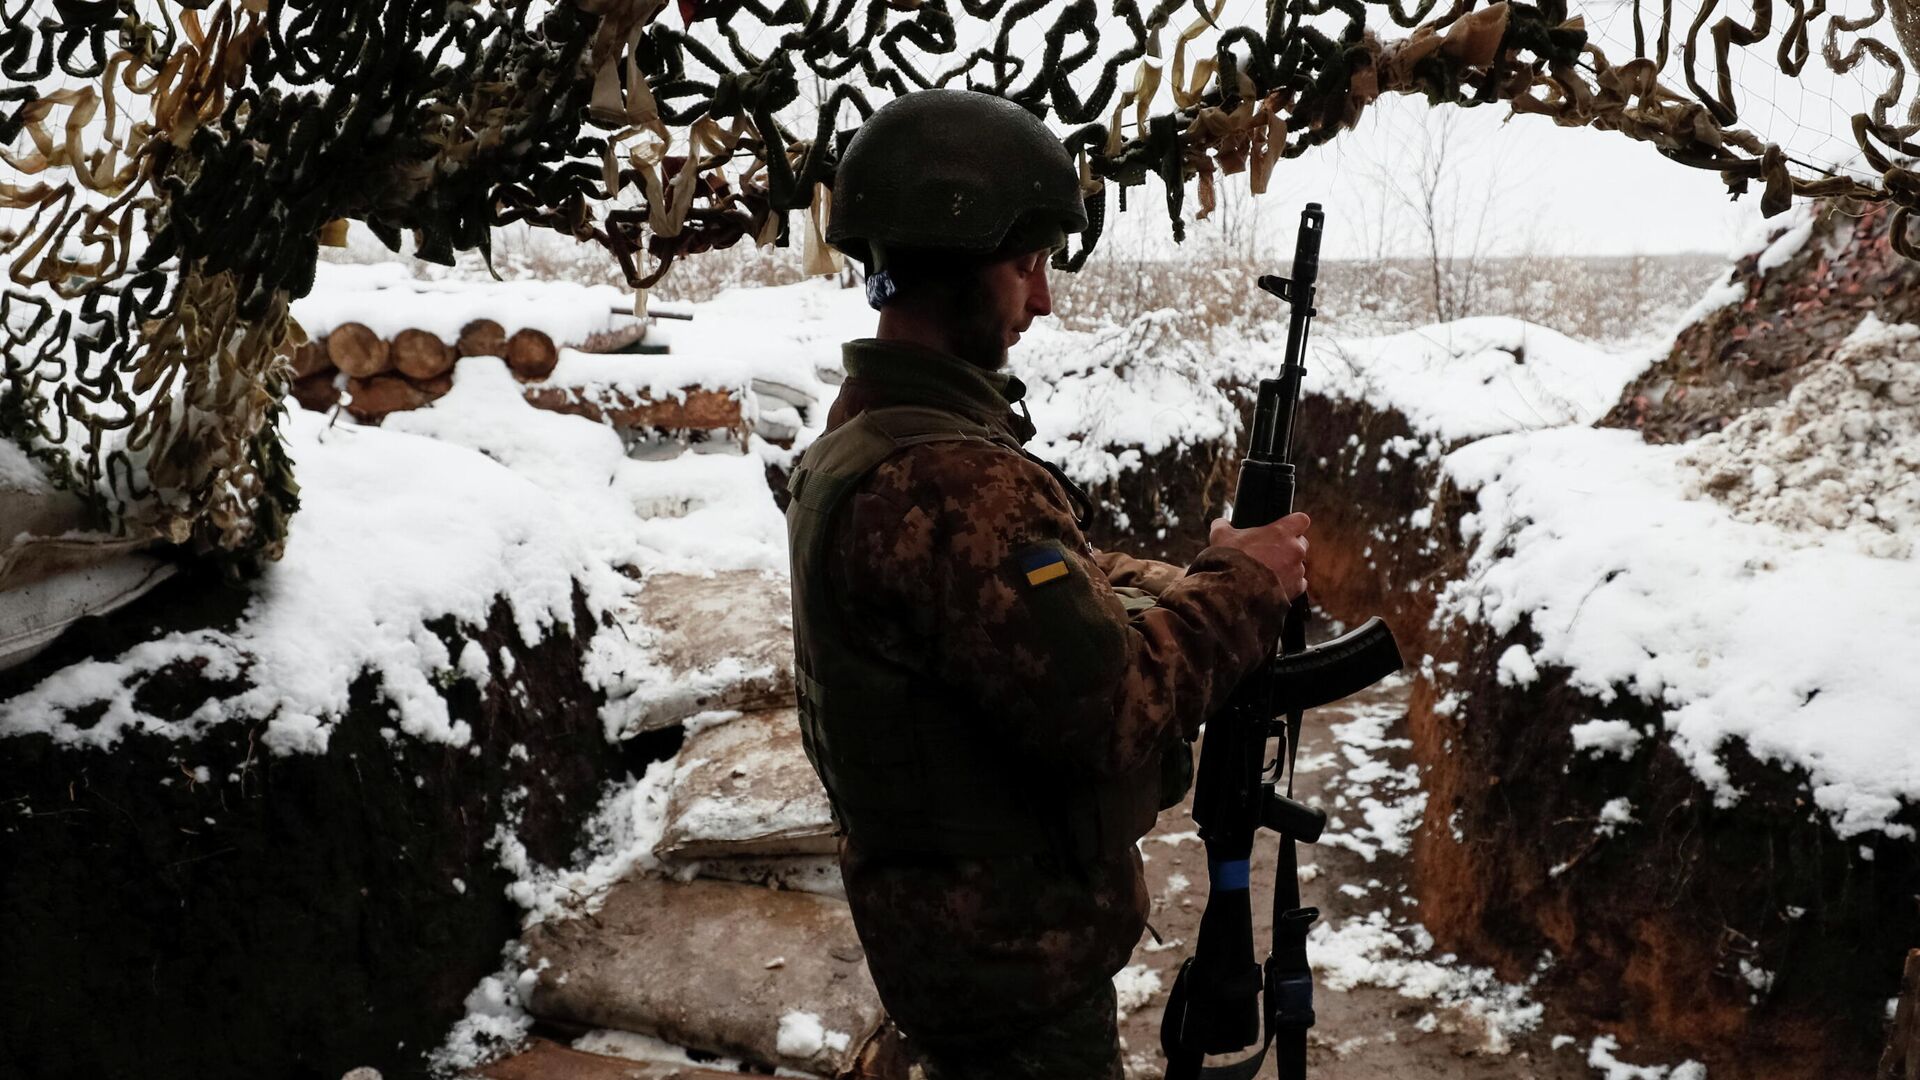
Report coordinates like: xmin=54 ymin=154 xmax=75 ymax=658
xmin=1210 ymin=858 xmax=1251 ymax=890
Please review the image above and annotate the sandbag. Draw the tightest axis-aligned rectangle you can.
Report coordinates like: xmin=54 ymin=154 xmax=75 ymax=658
xmin=524 ymin=877 xmax=884 ymax=1078
xmin=655 ymin=708 xmax=835 ymax=860
xmin=613 ymin=571 xmax=795 ymax=733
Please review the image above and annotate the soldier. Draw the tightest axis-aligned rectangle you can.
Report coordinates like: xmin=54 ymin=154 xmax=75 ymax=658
xmin=785 ymin=89 xmax=1310 ymax=1079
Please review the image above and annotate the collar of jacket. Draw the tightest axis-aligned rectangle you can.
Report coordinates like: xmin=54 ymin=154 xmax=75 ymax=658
xmin=835 ymin=338 xmax=1037 ymax=444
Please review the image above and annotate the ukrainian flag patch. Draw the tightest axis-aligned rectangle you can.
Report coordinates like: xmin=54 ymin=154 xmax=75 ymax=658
xmin=1018 ymin=545 xmax=1070 ymax=588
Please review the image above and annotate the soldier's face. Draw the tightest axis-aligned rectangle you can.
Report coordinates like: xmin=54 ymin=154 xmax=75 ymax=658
xmin=968 ymin=249 xmax=1054 ymax=368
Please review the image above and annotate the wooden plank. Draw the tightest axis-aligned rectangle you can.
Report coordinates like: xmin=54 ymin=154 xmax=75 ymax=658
xmin=1882 ymin=949 xmax=1920 ymax=1080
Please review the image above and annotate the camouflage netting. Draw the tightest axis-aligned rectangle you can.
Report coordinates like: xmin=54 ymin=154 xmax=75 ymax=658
xmin=4 ymin=0 xmax=1919 ymax=571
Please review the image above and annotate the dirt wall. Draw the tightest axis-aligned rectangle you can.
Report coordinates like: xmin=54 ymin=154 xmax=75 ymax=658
xmin=0 ymin=570 xmax=624 ymax=1080
xmin=1409 ymin=612 xmax=1919 ymax=1076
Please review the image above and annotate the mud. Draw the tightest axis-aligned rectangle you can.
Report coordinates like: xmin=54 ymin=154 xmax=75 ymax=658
xmin=0 ymin=569 xmax=624 ymax=1080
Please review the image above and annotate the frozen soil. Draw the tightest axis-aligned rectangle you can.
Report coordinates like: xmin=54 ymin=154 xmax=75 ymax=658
xmin=1115 ymin=676 xmax=1684 ymax=1080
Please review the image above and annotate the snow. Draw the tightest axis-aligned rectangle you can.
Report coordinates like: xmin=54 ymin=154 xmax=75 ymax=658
xmin=1439 ymin=424 xmax=1920 ymax=837
xmin=1496 ymin=644 xmax=1539 ymax=687
xmin=1013 ymin=309 xmax=1244 ymax=490
xmin=1112 ymin=964 xmax=1164 ymax=1019
xmin=1570 ymin=720 xmax=1644 ymax=759
xmin=0 ymin=357 xmax=786 ymax=754
xmin=1595 ymin=797 xmax=1635 ymax=837
xmin=0 ymin=439 xmax=54 ymax=494
xmin=775 ymin=1010 xmax=851 ymax=1057
xmin=489 ymin=759 xmax=677 ymax=929
xmin=1681 ymin=314 xmax=1920 ymax=560
xmin=1318 ymin=691 xmax=1427 ymax=863
xmin=292 ymin=261 xmax=634 ymax=345
xmin=1301 ymin=317 xmax=1651 ymax=444
xmin=1310 ymin=910 xmax=1543 ymax=1055
xmin=1586 ymin=1035 xmax=1708 ymax=1080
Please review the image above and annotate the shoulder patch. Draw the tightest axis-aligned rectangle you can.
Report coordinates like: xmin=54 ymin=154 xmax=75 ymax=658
xmin=1015 ymin=542 xmax=1071 ymax=588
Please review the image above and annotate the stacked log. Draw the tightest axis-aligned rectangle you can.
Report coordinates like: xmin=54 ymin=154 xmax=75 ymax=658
xmin=287 ymin=317 xmax=749 ymax=434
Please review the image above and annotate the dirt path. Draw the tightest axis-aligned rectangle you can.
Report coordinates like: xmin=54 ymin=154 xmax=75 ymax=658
xmin=1115 ymin=675 xmax=1598 ymax=1080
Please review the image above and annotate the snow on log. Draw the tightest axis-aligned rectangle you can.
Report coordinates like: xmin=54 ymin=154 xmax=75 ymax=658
xmin=393 ymin=328 xmax=455 ymax=380
xmin=327 ymin=320 xmax=390 ymax=378
xmin=458 ymin=317 xmax=508 ymax=358
xmin=506 ymin=327 xmax=560 ymax=382
xmin=294 ymin=262 xmax=634 ymax=349
xmin=524 ymin=876 xmax=888 ymax=1078
xmin=291 ymin=372 xmax=342 ymax=413
xmin=654 ymin=707 xmax=834 ymax=860
xmin=599 ymin=571 xmax=793 ymax=736
xmin=346 ymin=373 xmax=435 ymax=420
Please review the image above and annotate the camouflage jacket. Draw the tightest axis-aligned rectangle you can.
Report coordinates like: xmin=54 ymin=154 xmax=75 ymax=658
xmin=820 ymin=338 xmax=1288 ymax=1041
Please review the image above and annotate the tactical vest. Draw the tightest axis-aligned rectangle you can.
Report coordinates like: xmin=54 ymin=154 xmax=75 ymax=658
xmin=786 ymin=404 xmax=1164 ymax=860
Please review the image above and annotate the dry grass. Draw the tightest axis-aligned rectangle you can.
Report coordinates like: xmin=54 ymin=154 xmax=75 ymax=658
xmin=320 ymin=224 xmax=1723 ymax=347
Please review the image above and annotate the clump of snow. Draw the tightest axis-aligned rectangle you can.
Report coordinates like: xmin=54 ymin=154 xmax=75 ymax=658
xmin=1112 ymin=964 xmax=1164 ymax=1019
xmin=1570 ymin=720 xmax=1644 ymax=759
xmin=1319 ymin=695 xmax=1426 ymax=863
xmin=1310 ymin=910 xmax=1543 ymax=1054
xmin=426 ymin=945 xmax=540 ymax=1075
xmin=775 ymin=1010 xmax=851 ymax=1058
xmin=1496 ymin=644 xmax=1539 ymax=687
xmin=1595 ymin=797 xmax=1635 ymax=837
xmin=1301 ymin=317 xmax=1651 ymax=444
xmin=1586 ymin=1035 xmax=1707 ymax=1080
xmin=1441 ymin=426 xmax=1920 ymax=838
xmin=573 ymin=1029 xmax=750 ymax=1071
xmin=1681 ymin=314 xmax=1920 ymax=560
xmin=488 ymin=759 xmax=677 ymax=929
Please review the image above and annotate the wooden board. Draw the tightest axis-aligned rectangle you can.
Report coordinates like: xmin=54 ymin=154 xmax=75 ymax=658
xmin=524 ymin=876 xmax=886 ymax=1078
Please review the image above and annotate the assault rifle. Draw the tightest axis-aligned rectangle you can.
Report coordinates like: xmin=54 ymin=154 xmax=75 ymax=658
xmin=1160 ymin=204 xmax=1405 ymax=1080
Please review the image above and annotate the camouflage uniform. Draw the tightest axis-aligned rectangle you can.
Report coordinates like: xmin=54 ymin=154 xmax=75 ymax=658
xmin=798 ymin=338 xmax=1288 ymax=1071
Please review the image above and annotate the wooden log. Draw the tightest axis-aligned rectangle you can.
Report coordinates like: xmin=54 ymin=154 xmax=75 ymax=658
xmin=345 ymin=374 xmax=433 ymax=420
xmin=325 ymin=321 xmax=390 ymax=378
xmin=410 ymin=372 xmax=454 ymax=402
xmin=524 ymin=386 xmax=745 ymax=435
xmin=290 ymin=340 xmax=332 ymax=379
xmin=391 ymin=328 xmax=453 ymax=380
xmin=576 ymin=321 xmax=650 ymax=353
xmin=456 ymin=318 xmax=507 ymax=358
xmin=1881 ymin=949 xmax=1920 ymax=1080
xmin=506 ymin=327 xmax=560 ymax=382
xmin=290 ymin=372 xmax=341 ymax=413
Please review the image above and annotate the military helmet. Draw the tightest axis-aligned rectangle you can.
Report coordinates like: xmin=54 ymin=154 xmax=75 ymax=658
xmin=827 ymin=90 xmax=1088 ymax=267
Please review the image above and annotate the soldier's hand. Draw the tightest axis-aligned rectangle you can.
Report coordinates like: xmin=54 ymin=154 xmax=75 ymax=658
xmin=1208 ymin=513 xmax=1310 ymax=603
